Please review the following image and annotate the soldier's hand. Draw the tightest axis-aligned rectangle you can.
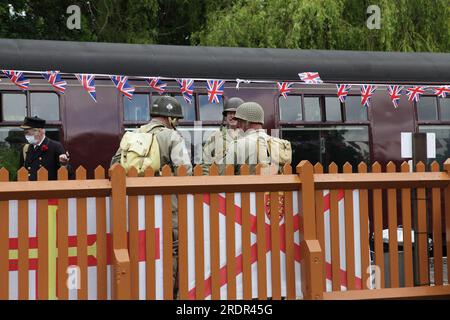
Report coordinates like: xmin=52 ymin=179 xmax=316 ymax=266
xmin=59 ymin=151 xmax=70 ymax=165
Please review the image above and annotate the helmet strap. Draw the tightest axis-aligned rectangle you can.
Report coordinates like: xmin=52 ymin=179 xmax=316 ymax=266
xmin=168 ymin=117 xmax=178 ymax=130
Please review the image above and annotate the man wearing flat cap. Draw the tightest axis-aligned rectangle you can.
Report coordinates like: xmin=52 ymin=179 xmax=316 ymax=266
xmin=20 ymin=116 xmax=71 ymax=180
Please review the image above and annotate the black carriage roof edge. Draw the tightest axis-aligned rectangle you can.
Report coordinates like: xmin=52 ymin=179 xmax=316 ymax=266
xmin=0 ymin=38 xmax=449 ymax=84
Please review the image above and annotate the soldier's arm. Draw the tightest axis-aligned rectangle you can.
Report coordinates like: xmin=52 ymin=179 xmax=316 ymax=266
xmin=110 ymin=147 xmax=122 ymax=167
xmin=217 ymin=139 xmax=237 ymax=176
xmin=201 ymin=133 xmax=215 ymax=175
xmin=170 ymin=132 xmax=193 ymax=176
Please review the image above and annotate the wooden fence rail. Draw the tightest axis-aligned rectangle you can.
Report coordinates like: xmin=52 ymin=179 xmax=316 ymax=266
xmin=0 ymin=160 xmax=449 ymax=300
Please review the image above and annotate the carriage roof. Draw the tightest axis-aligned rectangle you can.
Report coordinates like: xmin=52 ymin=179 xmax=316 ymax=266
xmin=0 ymin=38 xmax=449 ymax=84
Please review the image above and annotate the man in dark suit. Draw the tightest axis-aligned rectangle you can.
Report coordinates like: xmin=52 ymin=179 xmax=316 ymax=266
xmin=19 ymin=116 xmax=71 ymax=181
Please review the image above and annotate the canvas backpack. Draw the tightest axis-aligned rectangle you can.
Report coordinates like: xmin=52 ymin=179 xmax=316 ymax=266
xmin=119 ymin=124 xmax=164 ymax=176
xmin=266 ymin=136 xmax=292 ymax=167
xmin=257 ymin=135 xmax=292 ymax=171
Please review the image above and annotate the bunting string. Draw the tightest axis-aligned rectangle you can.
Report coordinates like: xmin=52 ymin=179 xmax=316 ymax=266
xmin=0 ymin=69 xmax=448 ymax=107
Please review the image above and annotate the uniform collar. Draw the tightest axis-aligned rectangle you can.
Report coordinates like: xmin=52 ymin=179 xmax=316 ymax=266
xmin=34 ymin=135 xmax=47 ymax=148
xmin=150 ymin=119 xmax=169 ymax=128
xmin=244 ymin=128 xmax=266 ymax=136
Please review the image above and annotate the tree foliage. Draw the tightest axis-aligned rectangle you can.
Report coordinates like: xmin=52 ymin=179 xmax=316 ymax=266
xmin=0 ymin=0 xmax=448 ymax=52
xmin=193 ymin=0 xmax=449 ymax=52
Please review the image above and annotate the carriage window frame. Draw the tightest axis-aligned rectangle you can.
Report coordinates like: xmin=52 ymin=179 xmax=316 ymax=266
xmin=415 ymin=96 xmax=450 ymax=123
xmin=278 ymin=94 xmax=369 ymax=125
xmin=198 ymin=94 xmax=224 ymax=123
xmin=0 ymin=90 xmax=62 ymax=125
xmin=278 ymin=94 xmax=371 ymax=169
xmin=122 ymin=92 xmax=226 ymax=132
xmin=0 ymin=90 xmax=63 ymax=172
xmin=122 ymin=93 xmax=151 ymax=125
xmin=29 ymin=91 xmax=61 ymax=122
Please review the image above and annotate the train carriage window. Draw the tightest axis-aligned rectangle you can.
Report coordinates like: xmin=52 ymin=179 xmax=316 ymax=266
xmin=281 ymin=125 xmax=370 ymax=170
xmin=418 ymin=125 xmax=450 ymax=168
xmin=199 ymin=95 xmax=223 ymax=121
xmin=325 ymin=97 xmax=342 ymax=121
xmin=171 ymin=95 xmax=195 ymax=121
xmin=43 ymin=128 xmax=61 ymax=142
xmin=279 ymin=96 xmax=302 ymax=121
xmin=344 ymin=96 xmax=368 ymax=121
xmin=124 ymin=94 xmax=150 ymax=122
xmin=304 ymin=97 xmax=321 ymax=121
xmin=417 ymin=96 xmax=438 ymax=121
xmin=2 ymin=93 xmax=26 ymax=121
xmin=30 ymin=92 xmax=59 ymax=121
xmin=439 ymin=97 xmax=450 ymax=121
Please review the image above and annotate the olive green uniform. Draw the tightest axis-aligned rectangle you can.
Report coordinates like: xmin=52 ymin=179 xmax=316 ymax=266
xmin=201 ymin=127 xmax=242 ymax=175
xmin=225 ymin=128 xmax=271 ymax=175
xmin=111 ymin=119 xmax=192 ymax=176
xmin=111 ymin=97 xmax=192 ymax=298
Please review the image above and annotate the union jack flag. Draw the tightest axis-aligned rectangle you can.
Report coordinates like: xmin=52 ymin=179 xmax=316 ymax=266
xmin=207 ymin=80 xmax=225 ymax=103
xmin=434 ymin=86 xmax=450 ymax=98
xmin=111 ymin=75 xmax=135 ymax=100
xmin=2 ymin=70 xmax=29 ymax=90
xmin=41 ymin=71 xmax=67 ymax=94
xmin=336 ymin=84 xmax=352 ymax=103
xmin=146 ymin=77 xmax=167 ymax=95
xmin=298 ymin=72 xmax=323 ymax=84
xmin=406 ymin=86 xmax=426 ymax=102
xmin=277 ymin=82 xmax=294 ymax=99
xmin=360 ymin=85 xmax=377 ymax=107
xmin=75 ymin=74 xmax=97 ymax=102
xmin=388 ymin=85 xmax=404 ymax=108
xmin=176 ymin=78 xmax=194 ymax=104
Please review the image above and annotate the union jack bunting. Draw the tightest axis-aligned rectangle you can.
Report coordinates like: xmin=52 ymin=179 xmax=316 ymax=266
xmin=207 ymin=80 xmax=225 ymax=103
xmin=110 ymin=75 xmax=135 ymax=100
xmin=388 ymin=85 xmax=404 ymax=108
xmin=406 ymin=86 xmax=426 ymax=102
xmin=277 ymin=82 xmax=294 ymax=99
xmin=2 ymin=70 xmax=29 ymax=90
xmin=360 ymin=85 xmax=377 ymax=107
xmin=336 ymin=84 xmax=352 ymax=103
xmin=176 ymin=78 xmax=194 ymax=104
xmin=146 ymin=77 xmax=167 ymax=95
xmin=298 ymin=72 xmax=323 ymax=84
xmin=75 ymin=74 xmax=97 ymax=102
xmin=434 ymin=86 xmax=450 ymax=98
xmin=41 ymin=71 xmax=67 ymax=94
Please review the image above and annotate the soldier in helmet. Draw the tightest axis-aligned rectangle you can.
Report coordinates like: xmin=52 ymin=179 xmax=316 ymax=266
xmin=111 ymin=95 xmax=192 ymax=298
xmin=202 ymin=97 xmax=244 ymax=174
xmin=111 ymin=95 xmax=192 ymax=175
xmin=222 ymin=101 xmax=272 ymax=175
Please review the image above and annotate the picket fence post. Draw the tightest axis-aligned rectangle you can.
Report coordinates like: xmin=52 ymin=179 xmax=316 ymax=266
xmin=109 ymin=164 xmax=131 ymax=300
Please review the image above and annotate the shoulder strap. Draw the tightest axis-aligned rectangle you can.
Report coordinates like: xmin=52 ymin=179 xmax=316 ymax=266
xmin=256 ymin=135 xmax=270 ymax=160
xmin=143 ymin=123 xmax=165 ymax=134
xmin=222 ymin=128 xmax=228 ymax=151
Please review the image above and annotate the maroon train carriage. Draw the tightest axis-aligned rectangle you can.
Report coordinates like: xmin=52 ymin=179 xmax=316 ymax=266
xmin=0 ymin=39 xmax=449 ymax=178
xmin=0 ymin=39 xmax=449 ymax=281
xmin=0 ymin=39 xmax=449 ymax=176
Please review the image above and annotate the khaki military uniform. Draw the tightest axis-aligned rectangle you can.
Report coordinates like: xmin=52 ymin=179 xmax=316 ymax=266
xmin=111 ymin=118 xmax=192 ymax=297
xmin=202 ymin=127 xmax=242 ymax=175
xmin=111 ymin=119 xmax=192 ymax=176
xmin=222 ymin=128 xmax=272 ymax=175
